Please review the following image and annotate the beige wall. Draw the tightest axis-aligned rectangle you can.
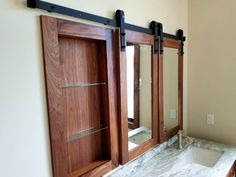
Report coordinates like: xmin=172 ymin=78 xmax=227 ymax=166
xmin=0 ymin=0 xmax=188 ymax=177
xmin=188 ymin=0 xmax=236 ymax=145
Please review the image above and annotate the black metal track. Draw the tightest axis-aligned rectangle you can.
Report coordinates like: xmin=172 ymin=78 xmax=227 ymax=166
xmin=27 ymin=0 xmax=185 ymax=41
xmin=28 ymin=0 xmax=117 ymax=26
xmin=125 ymin=23 xmax=152 ymax=35
xmin=163 ymin=33 xmax=179 ymax=40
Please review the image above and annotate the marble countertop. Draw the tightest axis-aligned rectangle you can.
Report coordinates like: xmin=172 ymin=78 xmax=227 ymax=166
xmin=106 ymin=137 xmax=236 ymax=177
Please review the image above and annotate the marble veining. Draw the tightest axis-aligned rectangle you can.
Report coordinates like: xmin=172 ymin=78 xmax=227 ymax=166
xmin=105 ymin=137 xmax=236 ymax=177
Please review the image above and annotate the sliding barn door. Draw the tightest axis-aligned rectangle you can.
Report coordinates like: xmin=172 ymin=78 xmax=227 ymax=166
xmin=41 ymin=16 xmax=119 ymax=177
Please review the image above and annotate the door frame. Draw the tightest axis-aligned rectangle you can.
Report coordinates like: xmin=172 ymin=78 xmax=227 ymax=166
xmin=158 ymin=37 xmax=184 ymax=143
xmin=116 ymin=29 xmax=159 ymax=164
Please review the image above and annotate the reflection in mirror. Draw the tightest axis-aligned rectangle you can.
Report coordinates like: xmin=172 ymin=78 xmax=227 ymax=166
xmin=126 ymin=43 xmax=152 ymax=151
xmin=163 ymin=47 xmax=179 ymax=131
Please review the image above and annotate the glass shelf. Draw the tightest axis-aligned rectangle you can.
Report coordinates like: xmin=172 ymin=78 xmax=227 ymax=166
xmin=66 ymin=125 xmax=108 ymax=143
xmin=61 ymin=82 xmax=106 ymax=89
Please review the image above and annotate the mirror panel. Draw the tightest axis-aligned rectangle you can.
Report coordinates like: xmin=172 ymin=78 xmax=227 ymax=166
xmin=163 ymin=47 xmax=179 ymax=131
xmin=126 ymin=44 xmax=152 ymax=151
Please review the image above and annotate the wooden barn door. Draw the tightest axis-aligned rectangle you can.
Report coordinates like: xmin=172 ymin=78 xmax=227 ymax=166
xmin=41 ymin=16 xmax=119 ymax=177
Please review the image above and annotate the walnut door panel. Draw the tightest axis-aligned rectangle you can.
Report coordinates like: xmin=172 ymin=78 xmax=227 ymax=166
xmin=60 ymin=37 xmax=110 ymax=172
xmin=41 ymin=16 xmax=118 ymax=177
xmin=227 ymin=161 xmax=236 ymax=177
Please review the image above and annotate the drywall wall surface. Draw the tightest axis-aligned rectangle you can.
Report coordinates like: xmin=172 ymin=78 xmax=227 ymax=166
xmin=188 ymin=0 xmax=236 ymax=145
xmin=0 ymin=0 xmax=188 ymax=177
